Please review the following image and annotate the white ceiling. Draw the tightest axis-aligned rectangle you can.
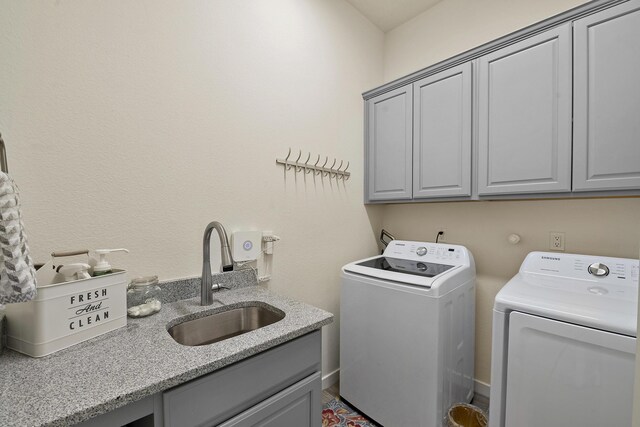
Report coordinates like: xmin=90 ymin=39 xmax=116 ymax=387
xmin=345 ymin=0 xmax=443 ymax=32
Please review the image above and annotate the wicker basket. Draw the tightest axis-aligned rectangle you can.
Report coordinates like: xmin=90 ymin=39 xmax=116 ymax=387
xmin=447 ymin=403 xmax=488 ymax=427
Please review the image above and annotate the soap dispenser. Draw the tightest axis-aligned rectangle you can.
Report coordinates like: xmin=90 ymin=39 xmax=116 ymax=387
xmin=92 ymin=248 xmax=129 ymax=276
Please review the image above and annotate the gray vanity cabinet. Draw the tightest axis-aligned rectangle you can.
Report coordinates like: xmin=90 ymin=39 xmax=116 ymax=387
xmin=572 ymin=0 xmax=640 ymax=191
xmin=477 ymin=24 xmax=572 ymax=196
xmin=412 ymin=63 xmax=472 ymax=199
xmin=74 ymin=331 xmax=323 ymax=427
xmin=366 ymin=86 xmax=413 ymax=201
xmin=162 ymin=331 xmax=321 ymax=427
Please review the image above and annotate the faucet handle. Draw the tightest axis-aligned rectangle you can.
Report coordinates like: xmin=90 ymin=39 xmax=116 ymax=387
xmin=211 ymin=283 xmax=230 ymax=292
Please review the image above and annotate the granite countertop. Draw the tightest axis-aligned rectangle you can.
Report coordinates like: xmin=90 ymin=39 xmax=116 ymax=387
xmin=0 ymin=275 xmax=333 ymax=427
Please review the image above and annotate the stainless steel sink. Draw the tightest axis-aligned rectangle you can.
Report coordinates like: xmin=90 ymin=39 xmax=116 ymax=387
xmin=168 ymin=305 xmax=285 ymax=346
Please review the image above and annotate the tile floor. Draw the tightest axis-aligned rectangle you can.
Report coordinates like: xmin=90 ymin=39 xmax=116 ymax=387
xmin=322 ymin=383 xmax=340 ymax=405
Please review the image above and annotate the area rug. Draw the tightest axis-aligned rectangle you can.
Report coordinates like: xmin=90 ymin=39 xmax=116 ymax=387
xmin=322 ymin=398 xmax=376 ymax=427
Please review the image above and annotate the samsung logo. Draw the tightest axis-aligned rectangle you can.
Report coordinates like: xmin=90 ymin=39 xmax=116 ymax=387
xmin=542 ymin=256 xmax=561 ymax=261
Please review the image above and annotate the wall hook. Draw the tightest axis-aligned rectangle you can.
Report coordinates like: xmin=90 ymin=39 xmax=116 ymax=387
xmin=304 ymin=153 xmax=312 ymax=174
xmin=294 ymin=150 xmax=303 ymax=172
xmin=318 ymin=157 xmax=328 ymax=176
xmin=326 ymin=158 xmax=337 ymax=177
xmin=0 ymin=133 xmax=7 ymax=173
xmin=283 ymin=147 xmax=293 ymax=170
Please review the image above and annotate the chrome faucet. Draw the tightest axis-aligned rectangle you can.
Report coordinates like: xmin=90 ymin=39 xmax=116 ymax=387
xmin=201 ymin=221 xmax=234 ymax=305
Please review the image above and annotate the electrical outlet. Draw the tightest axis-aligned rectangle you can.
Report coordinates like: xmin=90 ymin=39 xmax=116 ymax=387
xmin=549 ymin=232 xmax=565 ymax=251
xmin=262 ymin=230 xmax=280 ymax=255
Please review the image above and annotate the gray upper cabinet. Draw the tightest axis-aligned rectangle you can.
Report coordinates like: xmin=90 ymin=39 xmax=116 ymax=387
xmin=363 ymin=0 xmax=640 ymax=203
xmin=366 ymin=86 xmax=413 ymax=201
xmin=477 ymin=24 xmax=572 ymax=195
xmin=573 ymin=0 xmax=640 ymax=191
xmin=413 ymin=63 xmax=472 ymax=199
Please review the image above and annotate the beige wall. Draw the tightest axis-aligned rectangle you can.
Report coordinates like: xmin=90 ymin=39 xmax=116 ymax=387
xmin=384 ymin=0 xmax=589 ymax=81
xmin=0 ymin=0 xmax=385 ymax=378
xmin=381 ymin=0 xmax=640 ymax=387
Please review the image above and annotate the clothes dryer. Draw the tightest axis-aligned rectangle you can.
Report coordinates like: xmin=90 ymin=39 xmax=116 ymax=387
xmin=490 ymin=251 xmax=639 ymax=427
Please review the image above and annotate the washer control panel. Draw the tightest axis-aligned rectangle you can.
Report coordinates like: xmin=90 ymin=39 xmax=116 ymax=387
xmin=522 ymin=251 xmax=639 ymax=285
xmin=383 ymin=240 xmax=469 ymax=266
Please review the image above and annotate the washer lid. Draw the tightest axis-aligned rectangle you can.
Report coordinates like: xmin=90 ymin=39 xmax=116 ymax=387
xmin=343 ymin=240 xmax=472 ymax=288
xmin=343 ymin=255 xmax=446 ymax=288
xmin=495 ymin=251 xmax=639 ymax=337
xmin=357 ymin=256 xmax=454 ymax=277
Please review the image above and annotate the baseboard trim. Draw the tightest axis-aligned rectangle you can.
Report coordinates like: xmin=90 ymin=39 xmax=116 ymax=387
xmin=322 ymin=368 xmax=340 ymax=389
xmin=474 ymin=379 xmax=490 ymax=398
xmin=323 ymin=369 xmax=490 ymax=398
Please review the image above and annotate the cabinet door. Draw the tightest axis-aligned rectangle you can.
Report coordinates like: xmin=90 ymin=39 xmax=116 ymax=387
xmin=573 ymin=0 xmax=640 ymax=191
xmin=477 ymin=24 xmax=572 ymax=195
xmin=413 ymin=63 xmax=472 ymax=199
xmin=366 ymin=86 xmax=413 ymax=201
xmin=218 ymin=372 xmax=321 ymax=427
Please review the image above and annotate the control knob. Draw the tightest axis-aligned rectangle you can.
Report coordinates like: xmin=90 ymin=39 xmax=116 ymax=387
xmin=416 ymin=247 xmax=427 ymax=256
xmin=588 ymin=263 xmax=609 ymax=277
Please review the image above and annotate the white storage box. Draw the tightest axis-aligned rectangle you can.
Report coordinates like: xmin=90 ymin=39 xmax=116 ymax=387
xmin=4 ymin=270 xmax=127 ymax=357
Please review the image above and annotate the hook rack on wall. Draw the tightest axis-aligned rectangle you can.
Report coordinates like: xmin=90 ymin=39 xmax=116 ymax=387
xmin=276 ymin=148 xmax=350 ymax=180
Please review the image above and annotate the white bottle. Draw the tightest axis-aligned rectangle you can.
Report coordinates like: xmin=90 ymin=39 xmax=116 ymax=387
xmin=92 ymin=248 xmax=129 ymax=277
xmin=57 ymin=263 xmax=92 ymax=282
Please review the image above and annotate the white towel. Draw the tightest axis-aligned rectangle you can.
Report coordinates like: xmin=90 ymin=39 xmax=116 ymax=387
xmin=0 ymin=172 xmax=36 ymax=304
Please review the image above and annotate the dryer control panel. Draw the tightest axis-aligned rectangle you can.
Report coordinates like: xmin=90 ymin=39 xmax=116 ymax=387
xmin=383 ymin=240 xmax=471 ymax=266
xmin=521 ymin=251 xmax=639 ymax=285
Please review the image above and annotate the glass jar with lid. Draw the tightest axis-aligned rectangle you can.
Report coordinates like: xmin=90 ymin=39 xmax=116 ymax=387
xmin=126 ymin=276 xmax=162 ymax=318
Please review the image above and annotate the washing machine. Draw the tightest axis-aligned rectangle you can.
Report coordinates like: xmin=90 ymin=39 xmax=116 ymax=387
xmin=340 ymin=240 xmax=476 ymax=427
xmin=490 ymin=251 xmax=639 ymax=427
